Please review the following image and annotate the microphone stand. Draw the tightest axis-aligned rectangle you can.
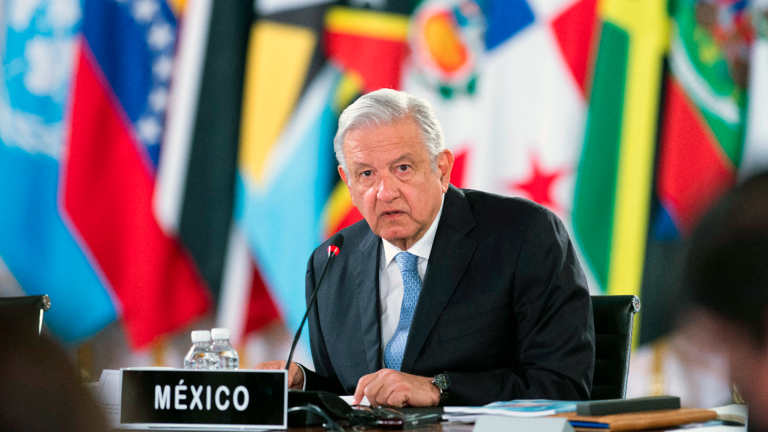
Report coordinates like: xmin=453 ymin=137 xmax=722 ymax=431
xmin=285 ymin=234 xmax=344 ymax=370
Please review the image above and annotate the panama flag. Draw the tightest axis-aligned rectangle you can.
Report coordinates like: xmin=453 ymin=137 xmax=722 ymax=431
xmin=403 ymin=0 xmax=597 ymax=267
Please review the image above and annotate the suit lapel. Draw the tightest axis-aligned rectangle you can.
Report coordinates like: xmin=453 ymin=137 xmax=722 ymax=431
xmin=400 ymin=186 xmax=477 ymax=373
xmin=352 ymin=230 xmax=382 ymax=373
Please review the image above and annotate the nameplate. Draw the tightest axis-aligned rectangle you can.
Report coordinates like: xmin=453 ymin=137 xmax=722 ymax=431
xmin=119 ymin=368 xmax=287 ymax=430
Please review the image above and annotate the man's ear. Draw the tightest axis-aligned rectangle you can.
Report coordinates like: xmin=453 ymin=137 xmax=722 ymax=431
xmin=338 ymin=165 xmax=349 ymax=185
xmin=438 ymin=149 xmax=454 ymax=193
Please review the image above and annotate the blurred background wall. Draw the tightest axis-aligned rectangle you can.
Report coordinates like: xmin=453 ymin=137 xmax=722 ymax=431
xmin=0 ymin=0 xmax=765 ymax=407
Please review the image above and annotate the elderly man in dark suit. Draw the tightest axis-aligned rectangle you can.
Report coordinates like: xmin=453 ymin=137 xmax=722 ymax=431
xmin=258 ymin=89 xmax=594 ymax=407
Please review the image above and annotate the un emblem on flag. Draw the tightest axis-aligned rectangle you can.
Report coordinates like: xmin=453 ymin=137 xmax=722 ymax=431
xmin=0 ymin=0 xmax=81 ymax=159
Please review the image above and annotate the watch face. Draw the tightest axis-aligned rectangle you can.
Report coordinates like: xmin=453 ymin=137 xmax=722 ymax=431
xmin=434 ymin=374 xmax=449 ymax=391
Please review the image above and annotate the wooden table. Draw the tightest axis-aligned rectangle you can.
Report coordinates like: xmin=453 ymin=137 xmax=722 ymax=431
xmin=287 ymin=423 xmax=472 ymax=431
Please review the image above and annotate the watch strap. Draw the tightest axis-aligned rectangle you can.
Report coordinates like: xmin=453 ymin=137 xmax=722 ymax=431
xmin=431 ymin=373 xmax=450 ymax=404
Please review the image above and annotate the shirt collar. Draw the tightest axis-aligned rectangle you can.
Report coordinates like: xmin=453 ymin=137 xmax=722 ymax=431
xmin=381 ymin=194 xmax=445 ymax=267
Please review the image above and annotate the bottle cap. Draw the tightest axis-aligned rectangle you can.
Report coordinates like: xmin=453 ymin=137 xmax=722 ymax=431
xmin=191 ymin=330 xmax=211 ymax=343
xmin=211 ymin=328 xmax=230 ymax=340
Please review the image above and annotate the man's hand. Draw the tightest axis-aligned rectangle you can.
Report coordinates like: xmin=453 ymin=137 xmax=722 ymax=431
xmin=255 ymin=361 xmax=305 ymax=390
xmin=353 ymin=369 xmax=440 ymax=408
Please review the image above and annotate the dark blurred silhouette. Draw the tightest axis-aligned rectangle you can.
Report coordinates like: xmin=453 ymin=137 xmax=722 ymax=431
xmin=681 ymin=171 xmax=768 ymax=430
xmin=0 ymin=319 xmax=109 ymax=432
xmin=0 ymin=295 xmax=50 ymax=337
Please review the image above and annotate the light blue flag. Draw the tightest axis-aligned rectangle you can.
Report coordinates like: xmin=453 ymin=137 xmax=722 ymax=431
xmin=0 ymin=0 xmax=116 ymax=343
xmin=235 ymin=65 xmax=341 ymax=339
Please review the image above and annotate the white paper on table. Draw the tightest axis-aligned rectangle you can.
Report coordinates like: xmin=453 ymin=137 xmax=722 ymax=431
xmin=340 ymin=395 xmax=370 ymax=406
xmin=444 ymin=400 xmax=576 ymax=419
xmin=89 ymin=369 xmax=121 ymax=427
xmin=714 ymin=404 xmax=747 ymax=425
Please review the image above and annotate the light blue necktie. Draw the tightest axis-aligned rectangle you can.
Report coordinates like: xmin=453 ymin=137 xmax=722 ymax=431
xmin=384 ymin=252 xmax=422 ymax=371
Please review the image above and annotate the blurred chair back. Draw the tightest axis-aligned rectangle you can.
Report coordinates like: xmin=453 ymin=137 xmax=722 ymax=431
xmin=591 ymin=295 xmax=640 ymax=400
xmin=0 ymin=295 xmax=51 ymax=337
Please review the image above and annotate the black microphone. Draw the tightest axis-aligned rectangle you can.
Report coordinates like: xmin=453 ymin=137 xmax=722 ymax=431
xmin=285 ymin=233 xmax=344 ymax=371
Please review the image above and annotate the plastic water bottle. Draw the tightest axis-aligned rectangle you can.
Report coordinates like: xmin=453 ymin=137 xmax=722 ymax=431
xmin=211 ymin=328 xmax=239 ymax=370
xmin=183 ymin=330 xmax=217 ymax=369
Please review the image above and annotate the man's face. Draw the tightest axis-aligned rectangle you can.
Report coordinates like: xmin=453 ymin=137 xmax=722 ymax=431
xmin=339 ymin=117 xmax=453 ymax=251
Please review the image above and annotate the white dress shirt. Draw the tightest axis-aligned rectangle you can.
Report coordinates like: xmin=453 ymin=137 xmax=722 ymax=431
xmin=379 ymin=195 xmax=445 ymax=353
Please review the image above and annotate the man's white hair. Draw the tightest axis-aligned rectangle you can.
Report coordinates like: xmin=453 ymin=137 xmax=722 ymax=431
xmin=334 ymin=88 xmax=445 ymax=177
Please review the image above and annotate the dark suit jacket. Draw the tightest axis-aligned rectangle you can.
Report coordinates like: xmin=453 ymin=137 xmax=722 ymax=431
xmin=304 ymin=185 xmax=595 ymax=405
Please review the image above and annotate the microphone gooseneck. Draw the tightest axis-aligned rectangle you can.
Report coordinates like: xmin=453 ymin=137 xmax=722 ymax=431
xmin=285 ymin=233 xmax=345 ymax=371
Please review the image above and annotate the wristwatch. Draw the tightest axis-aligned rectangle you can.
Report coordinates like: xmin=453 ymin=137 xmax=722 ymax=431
xmin=431 ymin=373 xmax=450 ymax=404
